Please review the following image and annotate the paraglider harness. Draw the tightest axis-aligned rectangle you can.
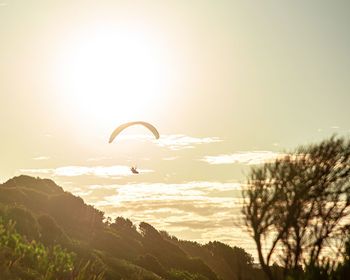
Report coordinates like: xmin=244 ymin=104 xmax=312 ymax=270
xmin=130 ymin=166 xmax=139 ymax=174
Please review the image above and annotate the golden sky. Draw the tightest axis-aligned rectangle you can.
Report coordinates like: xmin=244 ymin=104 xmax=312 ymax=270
xmin=1 ymin=0 xmax=350 ymax=258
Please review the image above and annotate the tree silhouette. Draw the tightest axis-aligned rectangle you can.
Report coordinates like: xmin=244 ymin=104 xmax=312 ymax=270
xmin=242 ymin=136 xmax=350 ymax=280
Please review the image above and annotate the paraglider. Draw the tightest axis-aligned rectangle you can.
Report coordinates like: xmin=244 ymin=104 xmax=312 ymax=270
xmin=109 ymin=121 xmax=159 ymax=143
xmin=130 ymin=166 xmax=139 ymax=174
xmin=109 ymin=121 xmax=159 ymax=175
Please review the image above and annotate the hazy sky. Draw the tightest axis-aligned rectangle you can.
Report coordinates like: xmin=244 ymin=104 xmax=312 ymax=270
xmin=1 ymin=0 xmax=350 ymax=258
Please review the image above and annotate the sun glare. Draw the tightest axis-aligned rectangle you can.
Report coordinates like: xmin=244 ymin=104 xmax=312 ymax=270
xmin=57 ymin=26 xmax=167 ymax=128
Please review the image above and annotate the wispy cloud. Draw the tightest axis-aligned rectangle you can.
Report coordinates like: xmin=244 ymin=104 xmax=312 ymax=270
xmin=20 ymin=168 xmax=52 ymax=174
xmin=32 ymin=156 xmax=50 ymax=161
xmin=156 ymin=134 xmax=222 ymax=150
xmin=163 ymin=156 xmax=179 ymax=161
xmin=21 ymin=165 xmax=153 ymax=177
xmin=85 ymin=182 xmax=244 ymax=229
xmin=84 ymin=181 xmax=244 ymax=215
xmin=201 ymin=151 xmax=286 ymax=165
xmin=78 ymin=180 xmax=252 ymax=256
xmin=113 ymin=134 xmax=222 ymax=150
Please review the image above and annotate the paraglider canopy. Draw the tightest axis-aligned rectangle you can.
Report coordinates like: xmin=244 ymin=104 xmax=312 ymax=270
xmin=109 ymin=121 xmax=159 ymax=143
xmin=109 ymin=121 xmax=159 ymax=175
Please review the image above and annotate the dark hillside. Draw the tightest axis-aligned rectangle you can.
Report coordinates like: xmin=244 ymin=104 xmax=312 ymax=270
xmin=0 ymin=175 xmax=262 ymax=279
xmin=3 ymin=175 xmax=63 ymax=194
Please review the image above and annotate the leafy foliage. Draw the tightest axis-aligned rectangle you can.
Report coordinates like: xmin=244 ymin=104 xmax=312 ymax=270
xmin=160 ymin=231 xmax=258 ymax=280
xmin=0 ymin=218 xmax=104 ymax=280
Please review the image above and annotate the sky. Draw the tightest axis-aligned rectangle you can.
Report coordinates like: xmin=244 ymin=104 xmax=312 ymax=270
xmin=1 ymin=0 xmax=350 ymax=258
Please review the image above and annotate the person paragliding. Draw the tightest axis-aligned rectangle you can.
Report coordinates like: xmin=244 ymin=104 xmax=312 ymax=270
xmin=130 ymin=166 xmax=139 ymax=174
xmin=109 ymin=121 xmax=159 ymax=175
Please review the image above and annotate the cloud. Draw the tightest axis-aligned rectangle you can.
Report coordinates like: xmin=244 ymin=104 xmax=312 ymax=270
xmin=201 ymin=151 xmax=286 ymax=165
xmin=163 ymin=156 xmax=179 ymax=161
xmin=113 ymin=134 xmax=222 ymax=150
xmin=20 ymin=165 xmax=153 ymax=178
xmin=82 ymin=180 xmax=253 ymax=256
xmin=72 ymin=190 xmax=93 ymax=197
xmin=82 ymin=181 xmax=244 ymax=228
xmin=32 ymin=156 xmax=50 ymax=161
xmin=20 ymin=168 xmax=52 ymax=174
xmin=156 ymin=134 xmax=222 ymax=150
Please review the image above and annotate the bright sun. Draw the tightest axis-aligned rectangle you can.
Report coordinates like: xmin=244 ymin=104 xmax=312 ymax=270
xmin=57 ymin=26 xmax=167 ymax=128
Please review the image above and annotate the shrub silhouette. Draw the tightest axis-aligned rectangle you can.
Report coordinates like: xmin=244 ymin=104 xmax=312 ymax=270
xmin=243 ymin=136 xmax=350 ymax=280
